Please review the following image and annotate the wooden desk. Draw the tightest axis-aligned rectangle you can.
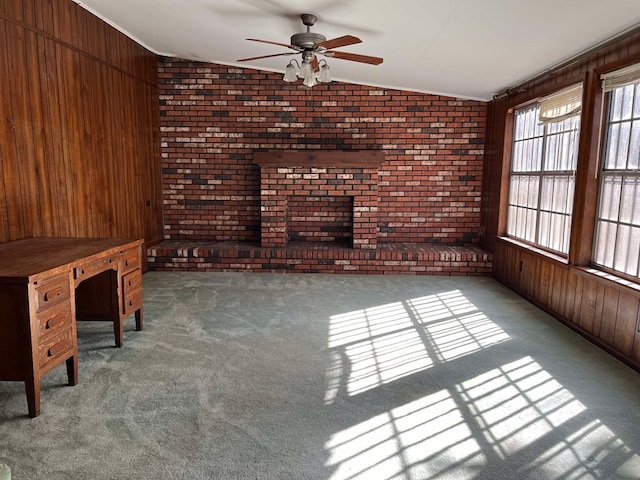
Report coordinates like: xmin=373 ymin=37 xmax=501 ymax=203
xmin=0 ymin=237 xmax=144 ymax=417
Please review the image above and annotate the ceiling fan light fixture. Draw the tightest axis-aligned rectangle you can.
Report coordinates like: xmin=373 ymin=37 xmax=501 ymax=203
xmin=283 ymin=59 xmax=299 ymax=82
xmin=241 ymin=13 xmax=383 ymax=89
xmin=318 ymin=60 xmax=331 ymax=83
xmin=301 ymin=62 xmax=317 ymax=87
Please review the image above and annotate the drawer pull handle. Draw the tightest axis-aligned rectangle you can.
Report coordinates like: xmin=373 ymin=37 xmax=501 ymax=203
xmin=45 ymin=317 xmax=64 ymax=330
xmin=43 ymin=292 xmax=60 ymax=302
xmin=47 ymin=343 xmax=66 ymax=358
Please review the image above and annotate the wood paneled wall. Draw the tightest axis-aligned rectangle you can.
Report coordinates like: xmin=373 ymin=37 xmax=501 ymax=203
xmin=494 ymin=239 xmax=640 ymax=369
xmin=0 ymin=0 xmax=163 ymax=246
xmin=483 ymin=28 xmax=640 ymax=370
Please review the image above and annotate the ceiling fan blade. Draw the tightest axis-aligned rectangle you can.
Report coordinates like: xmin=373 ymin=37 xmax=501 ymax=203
xmin=311 ymin=55 xmax=319 ymax=72
xmin=326 ymin=51 xmax=384 ymax=65
xmin=316 ymin=35 xmax=362 ymax=50
xmin=246 ymin=38 xmax=299 ymax=50
xmin=237 ymin=52 xmax=297 ymax=62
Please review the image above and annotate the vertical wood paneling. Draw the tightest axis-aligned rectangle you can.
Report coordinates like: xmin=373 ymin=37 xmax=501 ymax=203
xmin=0 ymin=0 xmax=162 ymax=247
xmin=6 ymin=23 xmax=41 ymax=238
xmin=600 ymin=287 xmax=620 ymax=345
xmin=38 ymin=37 xmax=64 ymax=235
xmin=580 ymin=277 xmax=598 ymax=334
xmin=0 ymin=20 xmax=14 ymax=240
xmin=493 ymin=240 xmax=640 ymax=369
xmin=2 ymin=0 xmax=24 ymax=23
xmin=22 ymin=0 xmax=37 ymax=27
xmin=549 ymin=265 xmax=564 ymax=314
xmin=39 ymin=0 xmax=56 ymax=37
xmin=614 ymin=293 xmax=639 ymax=356
xmin=46 ymin=41 xmax=76 ymax=236
xmin=526 ymin=254 xmax=539 ymax=300
xmin=571 ymin=273 xmax=584 ymax=325
xmin=26 ymin=29 xmax=55 ymax=236
xmin=562 ymin=269 xmax=577 ymax=322
xmin=100 ymin=64 xmax=120 ymax=236
xmin=632 ymin=311 xmax=640 ymax=364
xmin=592 ymin=283 xmax=605 ymax=338
xmin=52 ymin=0 xmax=74 ymax=46
xmin=59 ymin=45 xmax=85 ymax=233
xmin=537 ymin=260 xmax=551 ymax=306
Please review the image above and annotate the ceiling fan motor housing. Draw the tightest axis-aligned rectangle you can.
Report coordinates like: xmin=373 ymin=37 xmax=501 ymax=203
xmin=290 ymin=32 xmax=326 ymax=49
xmin=291 ymin=14 xmax=325 ymax=50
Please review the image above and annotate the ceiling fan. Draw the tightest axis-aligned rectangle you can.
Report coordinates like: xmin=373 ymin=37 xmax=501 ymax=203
xmin=237 ymin=13 xmax=383 ymax=82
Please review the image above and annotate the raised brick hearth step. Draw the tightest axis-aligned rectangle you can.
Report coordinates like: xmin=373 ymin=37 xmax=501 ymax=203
xmin=147 ymin=242 xmax=492 ymax=275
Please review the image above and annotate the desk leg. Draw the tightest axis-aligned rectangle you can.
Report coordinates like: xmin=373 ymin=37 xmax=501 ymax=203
xmin=135 ymin=308 xmax=143 ymax=331
xmin=66 ymin=354 xmax=78 ymax=386
xmin=114 ymin=317 xmax=123 ymax=348
xmin=25 ymin=377 xmax=41 ymax=418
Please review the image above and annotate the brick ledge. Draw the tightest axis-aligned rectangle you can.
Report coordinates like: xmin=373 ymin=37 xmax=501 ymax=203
xmin=148 ymin=241 xmax=492 ymax=275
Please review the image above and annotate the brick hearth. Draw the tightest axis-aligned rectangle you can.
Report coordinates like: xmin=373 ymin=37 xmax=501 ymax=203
xmin=147 ymin=241 xmax=493 ymax=275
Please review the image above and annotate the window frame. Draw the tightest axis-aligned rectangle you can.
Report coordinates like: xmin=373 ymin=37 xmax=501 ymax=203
xmin=592 ymin=77 xmax=640 ymax=282
xmin=505 ymin=101 xmax=582 ymax=256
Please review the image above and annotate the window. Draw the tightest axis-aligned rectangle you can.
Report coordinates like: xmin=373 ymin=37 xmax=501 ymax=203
xmin=507 ymin=96 xmax=581 ymax=254
xmin=593 ymin=72 xmax=640 ymax=278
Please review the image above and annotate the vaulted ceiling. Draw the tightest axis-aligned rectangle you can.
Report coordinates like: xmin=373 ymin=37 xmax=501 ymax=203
xmin=73 ymin=0 xmax=640 ymax=101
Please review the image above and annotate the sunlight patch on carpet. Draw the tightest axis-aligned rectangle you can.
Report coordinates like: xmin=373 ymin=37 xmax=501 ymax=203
xmin=325 ymin=290 xmax=510 ymax=400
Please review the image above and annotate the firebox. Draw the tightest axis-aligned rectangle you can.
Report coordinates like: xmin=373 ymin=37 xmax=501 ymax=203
xmin=254 ymin=151 xmax=385 ymax=249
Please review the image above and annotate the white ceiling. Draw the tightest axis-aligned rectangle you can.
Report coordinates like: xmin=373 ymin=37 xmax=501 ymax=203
xmin=73 ymin=0 xmax=640 ymax=101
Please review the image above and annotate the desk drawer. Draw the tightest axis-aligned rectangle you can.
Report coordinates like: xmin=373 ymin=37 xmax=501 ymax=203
xmin=38 ymin=327 xmax=73 ymax=369
xmin=74 ymin=254 xmax=118 ymax=280
xmin=122 ymin=268 xmax=142 ymax=316
xmin=121 ymin=247 xmax=140 ymax=274
xmin=34 ymin=275 xmax=70 ymax=313
xmin=37 ymin=302 xmax=72 ymax=339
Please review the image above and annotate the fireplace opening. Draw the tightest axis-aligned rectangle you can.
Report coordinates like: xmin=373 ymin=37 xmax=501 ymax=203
xmin=254 ymin=151 xmax=384 ymax=249
xmin=287 ymin=196 xmax=353 ymax=246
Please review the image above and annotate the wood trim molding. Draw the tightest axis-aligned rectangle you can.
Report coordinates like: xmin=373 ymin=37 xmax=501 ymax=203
xmin=496 ymin=236 xmax=569 ymax=268
xmin=569 ymin=70 xmax=604 ymax=266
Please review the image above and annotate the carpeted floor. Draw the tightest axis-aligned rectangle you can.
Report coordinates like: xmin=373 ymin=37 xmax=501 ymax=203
xmin=1 ymin=272 xmax=639 ymax=480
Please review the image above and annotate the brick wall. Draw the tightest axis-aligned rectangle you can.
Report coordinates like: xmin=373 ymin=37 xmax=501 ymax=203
xmin=159 ymin=60 xmax=486 ymax=245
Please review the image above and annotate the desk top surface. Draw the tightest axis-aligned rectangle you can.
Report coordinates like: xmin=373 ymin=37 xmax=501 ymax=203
xmin=0 ymin=237 xmax=143 ymax=280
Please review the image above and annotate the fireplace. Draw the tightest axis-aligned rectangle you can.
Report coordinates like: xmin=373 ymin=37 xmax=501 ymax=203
xmin=254 ymin=151 xmax=385 ymax=249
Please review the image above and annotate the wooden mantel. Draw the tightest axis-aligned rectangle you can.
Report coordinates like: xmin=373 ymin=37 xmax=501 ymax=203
xmin=253 ymin=151 xmax=385 ymax=168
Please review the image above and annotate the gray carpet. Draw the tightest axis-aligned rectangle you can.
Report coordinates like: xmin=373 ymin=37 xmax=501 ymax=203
xmin=1 ymin=272 xmax=639 ymax=480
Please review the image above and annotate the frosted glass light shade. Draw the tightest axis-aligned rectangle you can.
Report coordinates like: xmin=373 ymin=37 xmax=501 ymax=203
xmin=283 ymin=63 xmax=298 ymax=82
xmin=318 ymin=64 xmax=331 ymax=83
xmin=301 ymin=62 xmax=316 ymax=87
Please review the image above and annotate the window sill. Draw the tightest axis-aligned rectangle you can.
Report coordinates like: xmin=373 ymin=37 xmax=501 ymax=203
xmin=497 ymin=236 xmax=568 ymax=266
xmin=574 ymin=266 xmax=640 ymax=296
xmin=497 ymin=237 xmax=640 ymax=295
